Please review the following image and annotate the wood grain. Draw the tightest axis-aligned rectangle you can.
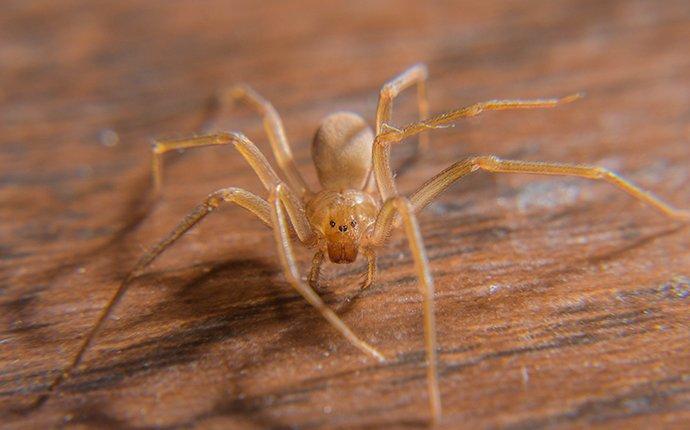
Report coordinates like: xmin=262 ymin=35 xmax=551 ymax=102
xmin=2 ymin=0 xmax=690 ymax=428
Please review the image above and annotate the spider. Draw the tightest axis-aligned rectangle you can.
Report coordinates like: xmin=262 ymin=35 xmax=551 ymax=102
xmin=46 ymin=64 xmax=689 ymax=422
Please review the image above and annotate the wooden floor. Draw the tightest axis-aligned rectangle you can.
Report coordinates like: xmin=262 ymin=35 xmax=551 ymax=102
xmin=2 ymin=1 xmax=690 ymax=428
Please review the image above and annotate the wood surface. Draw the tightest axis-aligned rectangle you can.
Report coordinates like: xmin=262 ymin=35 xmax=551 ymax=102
xmin=2 ymin=1 xmax=690 ymax=428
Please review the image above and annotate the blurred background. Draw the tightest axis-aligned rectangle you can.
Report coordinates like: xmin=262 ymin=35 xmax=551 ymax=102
xmin=2 ymin=1 xmax=690 ymax=429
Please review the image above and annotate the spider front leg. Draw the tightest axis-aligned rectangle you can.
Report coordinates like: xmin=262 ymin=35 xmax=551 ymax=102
xmin=366 ymin=64 xmax=431 ymax=192
xmin=38 ymin=187 xmax=272 ymax=408
xmin=408 ymin=155 xmax=690 ymax=220
xmin=376 ymin=63 xmax=430 ymax=150
xmin=270 ymin=184 xmax=386 ymax=361
xmin=373 ymin=94 xmax=581 ymax=200
xmin=370 ymin=197 xmax=442 ymax=422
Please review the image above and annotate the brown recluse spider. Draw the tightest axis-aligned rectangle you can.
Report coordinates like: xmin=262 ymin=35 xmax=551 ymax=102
xmin=43 ymin=64 xmax=689 ymax=422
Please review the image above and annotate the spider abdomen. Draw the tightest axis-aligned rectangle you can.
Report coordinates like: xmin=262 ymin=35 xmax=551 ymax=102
xmin=312 ymin=111 xmax=374 ymax=190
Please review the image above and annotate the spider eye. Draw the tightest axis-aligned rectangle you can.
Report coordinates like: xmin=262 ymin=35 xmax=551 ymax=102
xmin=329 ymin=220 xmax=336 ymax=228
xmin=350 ymin=220 xmax=356 ymax=228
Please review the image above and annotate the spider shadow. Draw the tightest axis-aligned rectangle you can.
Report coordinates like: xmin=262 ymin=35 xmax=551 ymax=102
xmin=59 ymin=253 xmax=376 ymax=428
xmin=5 ymin=100 xmax=225 ymax=354
xmin=1 ymin=168 xmax=161 ymax=421
xmin=60 ymin=394 xmax=292 ymax=430
xmin=4 ymin=166 xmax=157 ymax=349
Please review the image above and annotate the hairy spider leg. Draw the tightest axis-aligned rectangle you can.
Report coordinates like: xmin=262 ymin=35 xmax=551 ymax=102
xmin=360 ymin=249 xmax=377 ymax=290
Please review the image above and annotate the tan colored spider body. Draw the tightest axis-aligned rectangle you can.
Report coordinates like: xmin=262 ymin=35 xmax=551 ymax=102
xmin=308 ymin=111 xmax=378 ymax=265
xmin=42 ymin=64 xmax=689 ymax=423
xmin=312 ymin=111 xmax=374 ymax=191
xmin=306 ymin=188 xmax=377 ymax=264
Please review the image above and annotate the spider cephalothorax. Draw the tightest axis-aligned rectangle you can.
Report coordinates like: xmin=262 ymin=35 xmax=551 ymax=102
xmin=306 ymin=189 xmax=378 ymax=263
xmin=45 ymin=64 xmax=689 ymax=423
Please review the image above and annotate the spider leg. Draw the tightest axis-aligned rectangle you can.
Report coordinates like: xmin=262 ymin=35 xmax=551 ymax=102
xmin=370 ymin=197 xmax=442 ymax=423
xmin=360 ymin=249 xmax=377 ymax=290
xmin=308 ymin=250 xmax=325 ymax=288
xmin=408 ymin=155 xmax=690 ymax=220
xmin=373 ymin=94 xmax=581 ymax=200
xmin=376 ymin=63 xmax=430 ymax=150
xmin=366 ymin=63 xmax=430 ymax=192
xmin=152 ymin=132 xmax=281 ymax=194
xmin=36 ymin=187 xmax=271 ymax=408
xmin=309 ymin=249 xmax=376 ymax=290
xmin=274 ymin=180 xmax=317 ymax=244
xmin=270 ymin=184 xmax=386 ymax=362
xmin=221 ymin=84 xmax=312 ymax=197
